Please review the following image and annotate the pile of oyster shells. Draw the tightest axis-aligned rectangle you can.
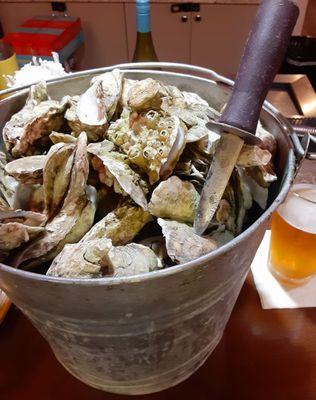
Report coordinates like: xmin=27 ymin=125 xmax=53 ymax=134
xmin=0 ymin=69 xmax=277 ymax=278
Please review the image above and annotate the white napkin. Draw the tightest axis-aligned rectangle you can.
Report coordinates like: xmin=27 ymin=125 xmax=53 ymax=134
xmin=251 ymin=230 xmax=316 ymax=309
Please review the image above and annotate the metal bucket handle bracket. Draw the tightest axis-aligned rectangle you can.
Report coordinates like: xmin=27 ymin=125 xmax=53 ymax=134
xmin=290 ymin=131 xmax=316 ymax=180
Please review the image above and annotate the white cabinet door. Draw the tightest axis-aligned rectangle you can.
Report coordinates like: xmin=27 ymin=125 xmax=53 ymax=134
xmin=191 ymin=4 xmax=258 ymax=78
xmin=67 ymin=3 xmax=128 ymax=69
xmin=125 ymin=3 xmax=191 ymax=64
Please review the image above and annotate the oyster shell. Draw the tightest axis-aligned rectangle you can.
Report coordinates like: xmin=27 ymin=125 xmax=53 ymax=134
xmin=107 ymin=243 xmax=162 ymax=277
xmin=5 ymin=155 xmax=46 ymax=184
xmin=186 ymin=124 xmax=209 ymax=143
xmin=88 ymin=140 xmax=148 ymax=209
xmin=127 ymin=78 xmax=168 ymax=111
xmin=241 ymin=169 xmax=268 ymax=210
xmin=43 ymin=142 xmax=75 ymax=219
xmin=47 ymin=239 xmax=161 ymax=278
xmin=148 ymin=176 xmax=199 ymax=223
xmin=158 ymin=218 xmax=217 ymax=264
xmin=49 ymin=131 xmax=77 ymax=144
xmin=206 ymin=227 xmax=235 ymax=248
xmin=65 ymin=70 xmax=123 ymax=140
xmin=0 ymin=208 xmax=46 ymax=253
xmin=0 ymin=222 xmax=44 ymax=251
xmin=81 ymin=69 xmax=122 ymax=121
xmin=173 ymin=161 xmax=206 ymax=192
xmin=246 ymin=164 xmax=277 ymax=188
xmin=139 ymin=236 xmax=169 ymax=265
xmin=192 ymin=129 xmax=221 ymax=158
xmin=47 ymin=238 xmax=112 ymax=278
xmin=215 ymin=199 xmax=232 ymax=225
xmin=221 ymin=179 xmax=237 ymax=234
xmin=212 ymin=168 xmax=253 ymax=235
xmin=82 ymin=202 xmax=152 ymax=245
xmin=0 ymin=209 xmax=46 ymax=226
xmin=12 ymin=132 xmax=94 ymax=268
xmin=256 ymin=121 xmax=277 ymax=155
xmin=159 ymin=126 xmax=186 ymax=180
xmin=65 ymin=96 xmax=105 ymax=141
xmin=161 ymin=88 xmax=219 ymax=126
xmin=0 ymin=151 xmax=19 ymax=209
xmin=3 ymin=82 xmax=69 ymax=157
xmin=120 ymin=78 xmax=136 ymax=107
xmin=107 ymin=109 xmax=184 ymax=183
xmin=237 ymin=145 xmax=272 ymax=167
xmin=27 ymin=186 xmax=45 ymax=213
xmin=43 ymin=185 xmax=97 ymax=261
xmin=232 ymin=168 xmax=253 ymax=234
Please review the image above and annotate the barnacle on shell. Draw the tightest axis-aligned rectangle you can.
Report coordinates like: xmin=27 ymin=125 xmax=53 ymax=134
xmin=107 ymin=109 xmax=186 ymax=183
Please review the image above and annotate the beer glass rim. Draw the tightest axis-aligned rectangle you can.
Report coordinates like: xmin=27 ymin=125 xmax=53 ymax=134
xmin=291 ymin=183 xmax=316 ymax=206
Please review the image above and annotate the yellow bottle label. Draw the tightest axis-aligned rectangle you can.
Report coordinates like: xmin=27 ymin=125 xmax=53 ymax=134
xmin=0 ymin=53 xmax=18 ymax=90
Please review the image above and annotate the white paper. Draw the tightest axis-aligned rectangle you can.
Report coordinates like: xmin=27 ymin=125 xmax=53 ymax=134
xmin=251 ymin=230 xmax=316 ymax=310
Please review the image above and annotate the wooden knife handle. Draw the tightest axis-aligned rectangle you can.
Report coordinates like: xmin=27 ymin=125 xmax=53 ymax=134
xmin=220 ymin=0 xmax=299 ymax=135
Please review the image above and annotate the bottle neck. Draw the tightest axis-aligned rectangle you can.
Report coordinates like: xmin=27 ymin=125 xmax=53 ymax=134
xmin=136 ymin=0 xmax=151 ymax=33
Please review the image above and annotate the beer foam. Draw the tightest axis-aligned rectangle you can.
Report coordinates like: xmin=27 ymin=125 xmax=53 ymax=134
xmin=278 ymin=184 xmax=316 ymax=234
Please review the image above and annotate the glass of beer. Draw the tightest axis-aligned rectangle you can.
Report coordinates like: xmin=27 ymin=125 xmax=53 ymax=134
xmin=269 ymin=183 xmax=316 ymax=284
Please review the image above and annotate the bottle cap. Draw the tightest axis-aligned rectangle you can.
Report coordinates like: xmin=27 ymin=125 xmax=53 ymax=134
xmin=136 ymin=0 xmax=150 ymax=17
xmin=136 ymin=0 xmax=151 ymax=33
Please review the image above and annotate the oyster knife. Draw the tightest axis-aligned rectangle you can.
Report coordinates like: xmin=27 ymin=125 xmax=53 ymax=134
xmin=194 ymin=0 xmax=299 ymax=235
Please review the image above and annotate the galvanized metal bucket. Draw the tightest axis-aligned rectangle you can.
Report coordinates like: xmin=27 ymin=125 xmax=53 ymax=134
xmin=0 ymin=63 xmax=299 ymax=395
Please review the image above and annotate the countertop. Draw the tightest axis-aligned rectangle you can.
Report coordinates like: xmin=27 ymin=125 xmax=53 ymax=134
xmin=1 ymin=273 xmax=315 ymax=400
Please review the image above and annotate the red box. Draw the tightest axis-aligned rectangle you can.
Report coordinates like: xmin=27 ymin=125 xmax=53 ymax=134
xmin=4 ymin=15 xmax=81 ymax=57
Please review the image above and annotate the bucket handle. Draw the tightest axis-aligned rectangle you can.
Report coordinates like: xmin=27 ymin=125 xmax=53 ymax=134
xmin=0 ymin=62 xmax=235 ymax=97
xmin=2 ymin=60 xmax=314 ymax=161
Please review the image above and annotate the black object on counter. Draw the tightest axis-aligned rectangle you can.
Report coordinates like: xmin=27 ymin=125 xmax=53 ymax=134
xmin=51 ymin=2 xmax=67 ymax=14
xmin=281 ymin=36 xmax=316 ymax=90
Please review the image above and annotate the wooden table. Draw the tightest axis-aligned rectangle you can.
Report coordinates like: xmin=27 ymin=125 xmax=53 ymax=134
xmin=1 ymin=274 xmax=315 ymax=400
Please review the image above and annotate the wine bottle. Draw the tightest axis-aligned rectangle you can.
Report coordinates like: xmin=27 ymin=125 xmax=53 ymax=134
xmin=132 ymin=0 xmax=158 ymax=63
